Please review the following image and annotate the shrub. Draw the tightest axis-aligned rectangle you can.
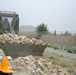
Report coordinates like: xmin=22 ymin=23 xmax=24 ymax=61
xmin=43 ymin=52 xmax=76 ymax=71
xmin=0 ymin=45 xmax=11 ymax=54
xmin=36 ymin=23 xmax=49 ymax=38
xmin=47 ymin=43 xmax=60 ymax=49
xmin=64 ymin=46 xmax=76 ymax=53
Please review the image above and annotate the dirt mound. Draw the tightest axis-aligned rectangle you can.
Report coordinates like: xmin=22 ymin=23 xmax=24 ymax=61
xmin=10 ymin=55 xmax=70 ymax=75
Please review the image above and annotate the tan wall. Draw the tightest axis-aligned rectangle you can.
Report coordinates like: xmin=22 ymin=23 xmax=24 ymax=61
xmin=41 ymin=35 xmax=76 ymax=46
xmin=19 ymin=32 xmax=76 ymax=46
xmin=19 ymin=31 xmax=37 ymax=38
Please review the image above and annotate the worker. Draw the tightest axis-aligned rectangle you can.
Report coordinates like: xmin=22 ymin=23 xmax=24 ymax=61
xmin=0 ymin=16 xmax=3 ymax=34
xmin=2 ymin=17 xmax=10 ymax=33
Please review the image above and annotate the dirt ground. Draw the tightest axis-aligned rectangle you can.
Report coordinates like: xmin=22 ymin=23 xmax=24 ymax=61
xmin=45 ymin=47 xmax=76 ymax=60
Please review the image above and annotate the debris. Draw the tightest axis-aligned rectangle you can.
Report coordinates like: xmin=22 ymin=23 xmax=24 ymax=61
xmin=10 ymin=55 xmax=70 ymax=75
xmin=0 ymin=33 xmax=43 ymax=45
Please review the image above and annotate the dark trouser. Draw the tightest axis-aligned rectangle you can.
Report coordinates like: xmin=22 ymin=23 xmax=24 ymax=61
xmin=2 ymin=29 xmax=10 ymax=34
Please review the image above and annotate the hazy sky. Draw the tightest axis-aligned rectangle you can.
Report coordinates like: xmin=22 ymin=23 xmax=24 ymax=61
xmin=0 ymin=0 xmax=76 ymax=32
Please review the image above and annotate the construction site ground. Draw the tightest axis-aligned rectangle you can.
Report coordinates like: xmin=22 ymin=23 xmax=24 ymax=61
xmin=0 ymin=47 xmax=76 ymax=75
xmin=45 ymin=47 xmax=76 ymax=60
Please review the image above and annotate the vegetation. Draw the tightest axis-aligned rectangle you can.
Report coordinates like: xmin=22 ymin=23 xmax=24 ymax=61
xmin=0 ymin=45 xmax=11 ymax=54
xmin=36 ymin=23 xmax=48 ymax=38
xmin=43 ymin=52 xmax=76 ymax=73
xmin=60 ymin=30 xmax=72 ymax=36
xmin=54 ymin=30 xmax=56 ymax=35
xmin=64 ymin=30 xmax=72 ymax=36
xmin=64 ymin=46 xmax=76 ymax=53
xmin=47 ymin=43 xmax=60 ymax=49
xmin=47 ymin=43 xmax=76 ymax=53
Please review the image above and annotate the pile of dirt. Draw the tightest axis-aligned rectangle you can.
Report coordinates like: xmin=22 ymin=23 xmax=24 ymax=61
xmin=10 ymin=55 xmax=70 ymax=75
xmin=0 ymin=33 xmax=43 ymax=45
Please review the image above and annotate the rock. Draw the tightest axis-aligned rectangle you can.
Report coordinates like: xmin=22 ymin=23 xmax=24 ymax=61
xmin=0 ymin=49 xmax=5 ymax=56
xmin=9 ymin=55 xmax=70 ymax=75
xmin=0 ymin=33 xmax=43 ymax=45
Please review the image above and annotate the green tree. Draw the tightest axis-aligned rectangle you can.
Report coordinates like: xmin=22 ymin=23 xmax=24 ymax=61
xmin=54 ymin=30 xmax=56 ymax=36
xmin=36 ymin=23 xmax=48 ymax=38
xmin=64 ymin=30 xmax=71 ymax=36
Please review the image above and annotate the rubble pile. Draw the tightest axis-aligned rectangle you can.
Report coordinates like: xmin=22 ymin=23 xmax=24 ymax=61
xmin=0 ymin=33 xmax=43 ymax=45
xmin=10 ymin=55 xmax=70 ymax=75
